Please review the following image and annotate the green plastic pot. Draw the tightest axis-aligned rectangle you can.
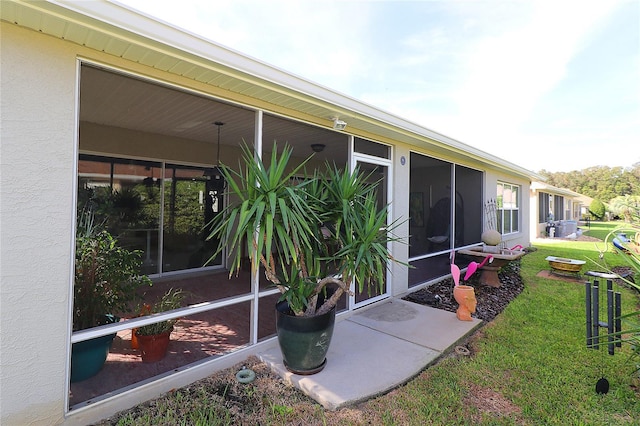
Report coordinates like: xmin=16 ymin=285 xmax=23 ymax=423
xmin=275 ymin=300 xmax=336 ymax=375
xmin=70 ymin=333 xmax=116 ymax=382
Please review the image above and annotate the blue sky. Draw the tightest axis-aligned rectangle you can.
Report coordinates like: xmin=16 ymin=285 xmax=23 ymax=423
xmin=117 ymin=0 xmax=639 ymax=173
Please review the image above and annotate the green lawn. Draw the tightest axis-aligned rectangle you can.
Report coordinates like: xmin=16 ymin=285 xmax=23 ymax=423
xmin=582 ymin=221 xmax=617 ymax=241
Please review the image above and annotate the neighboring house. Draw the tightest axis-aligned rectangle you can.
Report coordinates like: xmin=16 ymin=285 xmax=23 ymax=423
xmin=1 ymin=1 xmax=544 ymax=425
xmin=529 ymin=182 xmax=589 ymax=239
xmin=575 ymin=193 xmax=595 ymax=221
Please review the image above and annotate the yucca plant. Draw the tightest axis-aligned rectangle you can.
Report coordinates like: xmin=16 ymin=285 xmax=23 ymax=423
xmin=206 ymin=142 xmax=406 ymax=317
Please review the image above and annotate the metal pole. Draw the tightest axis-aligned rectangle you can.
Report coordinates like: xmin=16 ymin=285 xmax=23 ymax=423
xmin=615 ymin=292 xmax=622 ymax=348
xmin=592 ymin=281 xmax=599 ymax=349
xmin=607 ymin=279 xmax=614 ymax=355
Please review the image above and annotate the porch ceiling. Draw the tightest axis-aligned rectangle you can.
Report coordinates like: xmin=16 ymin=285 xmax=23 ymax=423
xmin=79 ymin=65 xmax=349 ymax=163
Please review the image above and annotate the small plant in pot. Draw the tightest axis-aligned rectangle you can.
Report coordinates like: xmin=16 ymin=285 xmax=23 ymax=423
xmin=72 ymin=209 xmax=152 ymax=381
xmin=135 ymin=288 xmax=186 ymax=363
xmin=207 ymin=143 xmax=406 ymax=374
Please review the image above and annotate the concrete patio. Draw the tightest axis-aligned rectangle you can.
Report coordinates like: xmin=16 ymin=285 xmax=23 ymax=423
xmin=259 ymin=298 xmax=482 ymax=410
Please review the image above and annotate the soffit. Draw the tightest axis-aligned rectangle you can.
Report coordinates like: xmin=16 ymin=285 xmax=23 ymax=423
xmin=2 ymin=0 xmax=543 ymax=180
xmin=79 ymin=65 xmax=349 ymax=164
xmin=531 ymin=182 xmax=580 ymax=198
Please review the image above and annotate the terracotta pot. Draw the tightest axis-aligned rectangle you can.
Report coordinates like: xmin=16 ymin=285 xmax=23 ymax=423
xmin=136 ymin=329 xmax=172 ymax=362
xmin=131 ymin=328 xmax=139 ymax=349
xmin=453 ymin=285 xmax=476 ymax=321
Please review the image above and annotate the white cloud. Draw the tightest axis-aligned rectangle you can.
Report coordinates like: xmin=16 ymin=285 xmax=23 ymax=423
xmin=384 ymin=1 xmax=637 ymax=171
xmin=447 ymin=2 xmax=619 ymax=131
xmin=138 ymin=0 xmax=374 ymax=92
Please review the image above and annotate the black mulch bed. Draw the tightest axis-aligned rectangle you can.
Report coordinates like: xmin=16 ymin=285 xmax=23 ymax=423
xmin=403 ymin=261 xmax=524 ymax=322
xmin=403 ymin=262 xmax=637 ymax=322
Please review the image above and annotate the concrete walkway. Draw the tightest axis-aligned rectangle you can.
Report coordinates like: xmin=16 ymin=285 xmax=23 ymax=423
xmin=259 ymin=298 xmax=482 ymax=410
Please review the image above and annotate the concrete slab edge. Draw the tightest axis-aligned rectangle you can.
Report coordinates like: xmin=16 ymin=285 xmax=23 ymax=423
xmin=329 ymin=319 xmax=485 ymax=410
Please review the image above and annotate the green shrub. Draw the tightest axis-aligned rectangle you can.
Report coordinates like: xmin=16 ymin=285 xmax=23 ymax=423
xmin=589 ymin=199 xmax=606 ymax=220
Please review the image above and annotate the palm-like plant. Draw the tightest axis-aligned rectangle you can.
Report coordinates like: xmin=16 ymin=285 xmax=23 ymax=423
xmin=608 ymin=195 xmax=640 ymax=223
xmin=206 ymin=143 xmax=405 ymax=317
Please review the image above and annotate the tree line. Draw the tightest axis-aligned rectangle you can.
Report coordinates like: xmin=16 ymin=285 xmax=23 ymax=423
xmin=538 ymin=162 xmax=640 ymax=204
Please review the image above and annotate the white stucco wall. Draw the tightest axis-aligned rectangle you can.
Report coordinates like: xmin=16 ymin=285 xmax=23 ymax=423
xmin=0 ymin=23 xmax=77 ymax=425
xmin=390 ymin=145 xmax=411 ymax=296
xmin=484 ymin=169 xmax=531 ymax=249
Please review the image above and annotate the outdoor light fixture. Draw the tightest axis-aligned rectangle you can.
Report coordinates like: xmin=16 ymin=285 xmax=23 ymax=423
xmin=214 ymin=121 xmax=224 ymax=163
xmin=205 ymin=121 xmax=225 ymax=188
xmin=311 ymin=143 xmax=326 ymax=153
xmin=332 ymin=117 xmax=347 ymax=130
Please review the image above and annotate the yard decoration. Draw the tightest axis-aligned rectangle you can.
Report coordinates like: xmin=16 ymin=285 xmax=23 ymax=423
xmin=72 ymin=208 xmax=152 ymax=381
xmin=585 ymin=273 xmax=621 ymax=395
xmin=458 ymin=246 xmax=526 ymax=287
xmin=611 ymin=232 xmax=640 ymax=254
xmin=207 ymin=142 xmax=406 ymax=374
xmin=545 ymin=255 xmax=586 ymax=278
xmin=235 ymin=366 xmax=256 ymax=384
xmin=451 ymin=263 xmax=476 ymax=321
xmin=590 ymin=222 xmax=640 ymax=392
xmin=482 ymin=198 xmax=502 ymax=250
xmin=463 ymin=254 xmax=493 ymax=281
xmin=458 ymin=198 xmax=527 ymax=288
xmin=481 ymin=229 xmax=502 ymax=247
xmin=453 ymin=286 xmax=477 ymax=321
xmin=451 ymin=263 xmax=461 ymax=287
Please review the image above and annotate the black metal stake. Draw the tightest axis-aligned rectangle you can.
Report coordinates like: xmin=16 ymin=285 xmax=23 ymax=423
xmin=592 ymin=280 xmax=600 ymax=349
xmin=586 ymin=278 xmax=623 ymax=353
xmin=615 ymin=292 xmax=622 ymax=348
xmin=607 ymin=279 xmax=614 ymax=355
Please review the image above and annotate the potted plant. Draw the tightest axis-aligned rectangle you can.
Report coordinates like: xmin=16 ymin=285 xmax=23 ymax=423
xmin=207 ymin=143 xmax=406 ymax=374
xmin=135 ymin=288 xmax=186 ymax=362
xmin=72 ymin=208 xmax=152 ymax=381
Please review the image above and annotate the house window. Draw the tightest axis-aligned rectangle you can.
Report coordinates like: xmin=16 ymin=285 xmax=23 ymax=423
xmin=497 ymin=182 xmax=519 ymax=235
xmin=539 ymin=192 xmax=551 ymax=222
xmin=554 ymin=195 xmax=564 ymax=220
xmin=354 ymin=137 xmax=390 ymax=159
xmin=77 ymin=155 xmax=224 ymax=276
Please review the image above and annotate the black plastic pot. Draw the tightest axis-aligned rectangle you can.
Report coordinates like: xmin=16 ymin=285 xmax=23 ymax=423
xmin=275 ymin=300 xmax=336 ymax=375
